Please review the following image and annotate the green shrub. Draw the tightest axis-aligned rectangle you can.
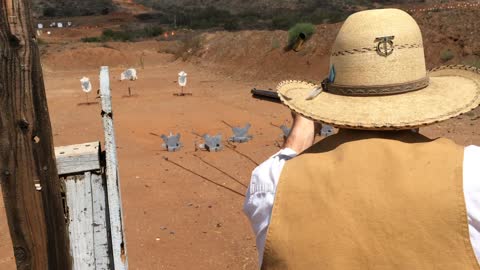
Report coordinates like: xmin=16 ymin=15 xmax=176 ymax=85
xmin=83 ymin=26 xmax=165 ymax=42
xmin=271 ymin=37 xmax=281 ymax=50
xmin=440 ymin=49 xmax=454 ymax=62
xmin=287 ymin=23 xmax=315 ymax=48
xmin=142 ymin=25 xmax=164 ymax=38
xmin=81 ymin=37 xmax=102 ymax=43
xmin=465 ymin=59 xmax=480 ymax=68
xmin=102 ymin=29 xmax=132 ymax=41
xmin=224 ymin=19 xmax=240 ymax=31
xmin=43 ymin=7 xmax=56 ymax=17
xmin=135 ymin=12 xmax=171 ymax=24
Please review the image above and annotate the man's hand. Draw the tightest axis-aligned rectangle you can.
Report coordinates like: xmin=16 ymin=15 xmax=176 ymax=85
xmin=283 ymin=113 xmax=319 ymax=153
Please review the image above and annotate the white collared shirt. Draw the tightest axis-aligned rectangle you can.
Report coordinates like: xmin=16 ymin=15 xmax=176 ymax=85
xmin=243 ymin=146 xmax=480 ymax=266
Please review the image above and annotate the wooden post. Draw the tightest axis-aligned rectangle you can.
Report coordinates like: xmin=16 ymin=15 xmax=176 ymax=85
xmin=100 ymin=66 xmax=128 ymax=270
xmin=0 ymin=0 xmax=72 ymax=269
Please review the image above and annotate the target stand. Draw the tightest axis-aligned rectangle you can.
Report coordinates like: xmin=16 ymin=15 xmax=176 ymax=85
xmin=78 ymin=77 xmax=99 ymax=106
xmin=173 ymin=86 xmax=192 ymax=96
xmin=122 ymin=87 xmax=139 ymax=98
xmin=77 ymin=92 xmax=99 ymax=106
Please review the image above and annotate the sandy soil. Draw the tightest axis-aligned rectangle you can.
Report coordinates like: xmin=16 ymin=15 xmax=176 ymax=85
xmin=1 ymin=7 xmax=480 ymax=268
xmin=0 ymin=50 xmax=295 ymax=270
xmin=2 ymin=46 xmax=480 ymax=270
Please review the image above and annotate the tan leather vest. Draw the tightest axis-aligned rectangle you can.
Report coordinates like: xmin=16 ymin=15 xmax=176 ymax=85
xmin=262 ymin=130 xmax=480 ymax=270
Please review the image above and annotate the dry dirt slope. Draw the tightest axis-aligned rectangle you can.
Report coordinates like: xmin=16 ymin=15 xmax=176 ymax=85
xmin=37 ymin=6 xmax=480 ymax=84
xmin=180 ymin=7 xmax=480 ymax=83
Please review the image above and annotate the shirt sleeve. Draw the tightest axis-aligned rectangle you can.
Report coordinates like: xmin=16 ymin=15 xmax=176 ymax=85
xmin=463 ymin=145 xmax=480 ymax=263
xmin=243 ymin=148 xmax=298 ymax=265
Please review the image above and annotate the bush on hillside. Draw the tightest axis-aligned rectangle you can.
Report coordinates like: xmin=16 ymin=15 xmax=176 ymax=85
xmin=440 ymin=49 xmax=454 ymax=62
xmin=224 ymin=19 xmax=240 ymax=31
xmin=287 ymin=23 xmax=315 ymax=48
xmin=43 ymin=7 xmax=56 ymax=17
xmin=135 ymin=12 xmax=171 ymax=24
xmin=81 ymin=25 xmax=164 ymax=43
xmin=466 ymin=59 xmax=480 ymax=68
xmin=81 ymin=37 xmax=103 ymax=43
xmin=142 ymin=25 xmax=164 ymax=38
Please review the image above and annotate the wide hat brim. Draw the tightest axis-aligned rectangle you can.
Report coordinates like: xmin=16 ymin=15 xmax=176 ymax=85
xmin=277 ymin=65 xmax=480 ymax=130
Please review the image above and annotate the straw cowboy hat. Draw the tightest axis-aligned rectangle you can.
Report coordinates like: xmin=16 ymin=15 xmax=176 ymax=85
xmin=277 ymin=8 xmax=480 ymax=129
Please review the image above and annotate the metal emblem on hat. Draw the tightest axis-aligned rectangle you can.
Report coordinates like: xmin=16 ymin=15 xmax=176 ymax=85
xmin=375 ymin=36 xmax=395 ymax=57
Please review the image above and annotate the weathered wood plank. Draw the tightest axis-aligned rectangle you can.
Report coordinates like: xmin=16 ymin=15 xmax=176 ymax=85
xmin=65 ymin=173 xmax=95 ymax=270
xmin=100 ymin=66 xmax=128 ymax=270
xmin=64 ymin=171 xmax=112 ymax=270
xmin=0 ymin=0 xmax=72 ymax=269
xmin=91 ymin=172 xmax=113 ymax=269
xmin=55 ymin=142 xmax=101 ymax=175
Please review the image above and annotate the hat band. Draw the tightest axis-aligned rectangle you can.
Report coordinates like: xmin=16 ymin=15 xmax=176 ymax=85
xmin=323 ymin=77 xmax=430 ymax=96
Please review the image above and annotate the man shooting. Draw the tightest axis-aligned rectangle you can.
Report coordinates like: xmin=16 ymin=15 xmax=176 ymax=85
xmin=244 ymin=8 xmax=480 ymax=270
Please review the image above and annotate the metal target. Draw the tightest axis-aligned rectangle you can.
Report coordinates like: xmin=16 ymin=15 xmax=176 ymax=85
xmin=280 ymin=125 xmax=291 ymax=138
xmin=161 ymin=133 xmax=182 ymax=152
xmin=178 ymin=71 xmax=187 ymax=87
xmin=321 ymin=124 xmax=335 ymax=137
xmin=121 ymin=68 xmax=138 ymax=81
xmin=80 ymin=77 xmax=92 ymax=93
xmin=202 ymin=134 xmax=223 ymax=152
xmin=229 ymin=123 xmax=253 ymax=143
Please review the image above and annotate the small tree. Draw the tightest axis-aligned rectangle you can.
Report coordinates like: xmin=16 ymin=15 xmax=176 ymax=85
xmin=440 ymin=49 xmax=454 ymax=62
xmin=287 ymin=23 xmax=315 ymax=48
